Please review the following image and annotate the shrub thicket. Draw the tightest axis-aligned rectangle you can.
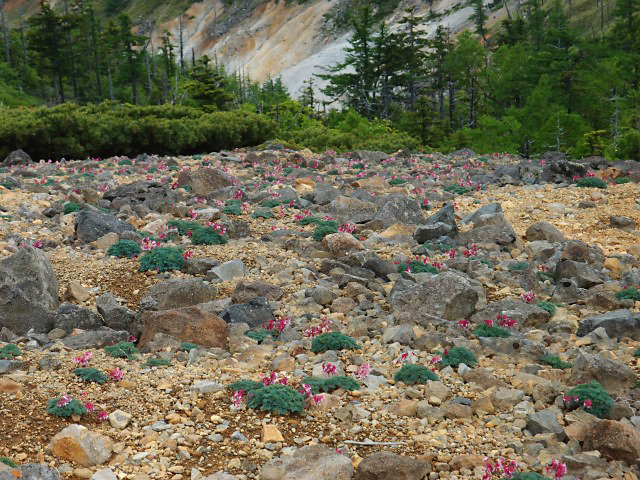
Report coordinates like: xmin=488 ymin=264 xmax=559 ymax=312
xmin=0 ymin=103 xmax=275 ymax=159
xmin=246 ymin=384 xmax=305 ymax=414
xmin=107 ymin=239 xmax=142 ymax=258
xmin=440 ymin=346 xmax=477 ymax=368
xmin=138 ymin=247 xmax=185 ymax=272
xmin=310 ymin=332 xmax=360 ymax=353
xmin=565 ymin=381 xmax=613 ymax=418
xmin=394 ymin=364 xmax=439 ymax=384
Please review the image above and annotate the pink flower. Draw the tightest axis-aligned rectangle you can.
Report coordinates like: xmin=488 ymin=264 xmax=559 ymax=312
xmin=322 ymin=362 xmax=337 ymax=377
xmin=182 ymin=250 xmax=194 ymax=259
xmin=108 ymin=368 xmax=125 ymax=382
xmin=73 ymin=352 xmax=93 ymax=366
xmin=277 ymin=316 xmax=290 ymax=333
xmin=312 ymin=394 xmax=324 ymax=405
xmin=356 ymin=364 xmax=371 ymax=380
xmin=232 ymin=390 xmax=245 ymax=408
xmin=583 ymin=399 xmax=593 ymax=409
xmin=431 ymin=355 xmax=442 ymax=365
xmin=458 ymin=319 xmax=470 ymax=329
xmin=57 ymin=394 xmax=71 ymax=407
xmin=546 ymin=460 xmax=567 ymax=479
xmin=97 ymin=410 xmax=108 ymax=421
xmin=299 ymin=384 xmax=313 ymax=397
xmin=520 ymin=291 xmax=537 ymax=304
xmin=129 ymin=335 xmax=137 ymax=343
xmin=484 ymin=318 xmax=494 ymax=327
xmin=84 ymin=402 xmax=95 ymax=412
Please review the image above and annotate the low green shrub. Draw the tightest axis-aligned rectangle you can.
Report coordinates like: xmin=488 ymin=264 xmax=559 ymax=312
xmin=565 ymin=381 xmax=613 ymax=418
xmin=252 ymin=209 xmax=274 ymax=219
xmin=444 ymin=184 xmax=470 ymax=195
xmin=229 ymin=379 xmax=264 ymax=393
xmin=301 ymin=376 xmax=360 ymax=393
xmin=576 ymin=177 xmax=607 ymax=189
xmin=73 ymin=367 xmax=107 ymax=384
xmin=615 ymin=177 xmax=630 ymax=184
xmin=507 ymin=261 xmax=530 ymax=271
xmin=190 ymin=227 xmax=227 ymax=245
xmin=63 ymin=202 xmax=83 ymax=214
xmin=247 ymin=384 xmax=305 ymax=414
xmin=398 ymin=260 xmax=439 ymax=274
xmin=311 ymin=332 xmax=360 ymax=353
xmin=261 ymin=199 xmax=282 ymax=208
xmin=440 ymin=346 xmax=477 ymax=368
xmin=0 ymin=457 xmax=17 ymax=468
xmin=222 ymin=203 xmax=242 ymax=215
xmin=138 ymin=247 xmax=185 ymax=272
xmin=104 ymin=341 xmax=138 ymax=359
xmin=146 ymin=357 xmax=171 ymax=367
xmin=472 ymin=324 xmax=512 ymax=338
xmin=246 ymin=328 xmax=278 ymax=344
xmin=394 ymin=364 xmax=439 ymax=384
xmin=616 ymin=288 xmax=640 ymax=301
xmin=167 ymin=220 xmax=201 ymax=236
xmin=46 ymin=396 xmax=87 ymax=417
xmin=540 ymin=355 xmax=572 ymax=369
xmin=388 ymin=178 xmax=407 ymax=185
xmin=511 ymin=473 xmax=547 ymax=480
xmin=298 ymin=216 xmax=322 ymax=225
xmin=180 ymin=342 xmax=198 ymax=351
xmin=312 ymin=220 xmax=338 ymax=241
xmin=0 ymin=344 xmax=21 ymax=359
xmin=537 ymin=300 xmax=557 ymax=316
xmin=107 ymin=239 xmax=142 ymax=259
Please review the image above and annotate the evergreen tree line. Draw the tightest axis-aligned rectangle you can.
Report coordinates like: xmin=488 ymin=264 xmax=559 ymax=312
xmin=319 ymin=0 xmax=640 ymax=159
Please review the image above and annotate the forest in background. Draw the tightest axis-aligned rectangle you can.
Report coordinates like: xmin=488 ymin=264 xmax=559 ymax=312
xmin=0 ymin=0 xmax=638 ymax=160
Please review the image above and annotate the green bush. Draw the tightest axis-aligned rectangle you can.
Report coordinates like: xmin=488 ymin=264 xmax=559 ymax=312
xmin=511 ymin=473 xmax=547 ymax=480
xmin=138 ymin=247 xmax=185 ymax=272
xmin=312 ymin=221 xmax=338 ymax=241
xmin=576 ymin=177 xmax=607 ymax=189
xmin=252 ymin=209 xmax=274 ymax=219
xmin=107 ymin=239 xmax=142 ymax=258
xmin=190 ymin=227 xmax=228 ymax=245
xmin=616 ymin=288 xmax=640 ymax=301
xmin=299 ymin=216 xmax=322 ymax=225
xmin=444 ymin=184 xmax=471 ymax=195
xmin=422 ymin=241 xmax=455 ymax=253
xmin=472 ymin=324 xmax=512 ymax=338
xmin=46 ymin=397 xmax=87 ymax=417
xmin=167 ymin=220 xmax=201 ymax=236
xmin=565 ymin=381 xmax=613 ymax=418
xmin=635 ymin=349 xmax=640 ymax=358
xmin=0 ymin=103 xmax=276 ymax=160
xmin=222 ymin=203 xmax=242 ymax=215
xmin=301 ymin=376 xmax=360 ymax=393
xmin=63 ymin=202 xmax=83 ymax=214
xmin=398 ymin=260 xmax=439 ymax=274
xmin=0 ymin=344 xmax=21 ymax=359
xmin=247 ymin=384 xmax=305 ymax=414
xmin=394 ymin=364 xmax=439 ymax=384
xmin=229 ymin=379 xmax=264 ymax=393
xmin=104 ymin=341 xmax=138 ymax=359
xmin=507 ymin=261 xmax=530 ymax=271
xmin=261 ymin=199 xmax=282 ymax=208
xmin=0 ymin=457 xmax=17 ymax=468
xmin=615 ymin=177 xmax=631 ymax=184
xmin=388 ymin=178 xmax=407 ymax=185
xmin=180 ymin=342 xmax=199 ymax=351
xmin=311 ymin=332 xmax=360 ymax=353
xmin=537 ymin=300 xmax=557 ymax=316
xmin=540 ymin=355 xmax=572 ymax=369
xmin=246 ymin=328 xmax=278 ymax=343
xmin=440 ymin=346 xmax=477 ymax=368
xmin=73 ymin=367 xmax=107 ymax=384
xmin=146 ymin=357 xmax=171 ymax=367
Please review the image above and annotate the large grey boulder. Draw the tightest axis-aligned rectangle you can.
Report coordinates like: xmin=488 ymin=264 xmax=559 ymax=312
xmin=461 ymin=202 xmax=502 ymax=225
xmin=555 ymin=259 xmax=605 ymax=289
xmin=414 ymin=202 xmax=457 ymax=244
xmin=525 ymin=221 xmax=565 ymax=243
xmin=260 ymin=445 xmax=353 ymax=480
xmin=220 ymin=297 xmax=275 ymax=328
xmin=456 ymin=213 xmax=520 ymax=250
xmin=0 ymin=246 xmax=59 ymax=334
xmin=61 ymin=328 xmax=129 ymax=349
xmin=48 ymin=303 xmax=105 ymax=334
xmin=175 ymin=167 xmax=236 ymax=196
xmin=577 ymin=309 xmax=640 ymax=340
xmin=74 ymin=209 xmax=135 ymax=243
xmin=390 ymin=271 xmax=486 ymax=322
xmin=570 ymin=352 xmax=636 ymax=393
xmin=142 ymin=278 xmax=217 ymax=311
xmin=355 ymin=451 xmax=431 ymax=480
xmin=527 ymin=408 xmax=566 ymax=440
xmin=2 ymin=149 xmax=33 ymax=167
xmin=470 ymin=299 xmax=551 ymax=328
xmin=0 ymin=463 xmax=60 ymax=480
xmin=371 ymin=195 xmax=425 ymax=228
xmin=327 ymin=195 xmax=377 ymax=224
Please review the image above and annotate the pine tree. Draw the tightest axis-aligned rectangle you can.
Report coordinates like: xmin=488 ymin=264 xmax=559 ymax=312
xmin=183 ymin=55 xmax=232 ymax=110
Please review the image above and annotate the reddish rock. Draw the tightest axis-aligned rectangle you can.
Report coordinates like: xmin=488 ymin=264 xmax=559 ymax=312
xmin=584 ymin=419 xmax=640 ymax=464
xmin=355 ymin=451 xmax=431 ymax=480
xmin=139 ymin=306 xmax=228 ymax=349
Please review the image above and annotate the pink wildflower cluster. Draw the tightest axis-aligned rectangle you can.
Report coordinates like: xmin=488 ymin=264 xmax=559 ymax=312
xmin=108 ymin=368 xmax=125 ymax=382
xmin=182 ymin=250 xmax=194 ymax=259
xmin=463 ymin=244 xmax=479 ymax=257
xmin=458 ymin=319 xmax=470 ymax=329
xmin=232 ymin=390 xmax=245 ymax=408
xmin=355 ymin=364 xmax=371 ymax=380
xmin=395 ymin=350 xmax=418 ymax=365
xmin=322 ymin=362 xmax=337 ymax=377
xmin=338 ymin=223 xmax=356 ymax=234
xmin=267 ymin=315 xmax=291 ymax=334
xmin=260 ymin=371 xmax=289 ymax=387
xmin=73 ymin=352 xmax=92 ymax=366
xmin=141 ymin=237 xmax=162 ymax=251
xmin=304 ymin=317 xmax=333 ymax=338
xmin=57 ymin=394 xmax=72 ymax=407
xmin=497 ymin=314 xmax=516 ymax=328
xmin=483 ymin=457 xmax=517 ymax=479
xmin=546 ymin=460 xmax=567 ymax=479
xmin=563 ymin=394 xmax=592 ymax=410
xmin=298 ymin=384 xmax=323 ymax=405
xmin=521 ymin=291 xmax=538 ymax=304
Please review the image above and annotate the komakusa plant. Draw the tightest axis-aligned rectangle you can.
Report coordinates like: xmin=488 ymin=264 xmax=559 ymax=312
xmin=310 ymin=332 xmax=360 ymax=353
xmin=104 ymin=341 xmax=138 ymax=359
xmin=73 ymin=367 xmax=107 ymax=384
xmin=46 ymin=394 xmax=88 ymax=418
xmin=0 ymin=343 xmax=21 ymax=359
xmin=394 ymin=364 xmax=439 ymax=384
xmin=563 ymin=381 xmax=613 ymax=418
xmin=439 ymin=346 xmax=477 ymax=368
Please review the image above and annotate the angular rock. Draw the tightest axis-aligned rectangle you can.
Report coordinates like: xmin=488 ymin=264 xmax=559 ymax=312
xmin=576 ymin=309 xmax=640 ymax=340
xmin=48 ymin=303 xmax=105 ymax=334
xmin=220 ymin=297 xmax=274 ymax=328
xmin=570 ymin=352 xmax=636 ymax=393
xmin=327 ymin=195 xmax=377 ymax=224
xmin=456 ymin=213 xmax=520 ymax=250
xmin=610 ymin=215 xmax=637 ymax=231
xmin=371 ymin=195 xmax=424 ymax=228
xmin=322 ymin=233 xmax=365 ymax=255
xmin=47 ymin=424 xmax=113 ymax=467
xmin=525 ymin=222 xmax=565 ymax=243
xmin=355 ymin=451 xmax=431 ymax=480
xmin=143 ymin=278 xmax=217 ymax=310
xmin=61 ymin=328 xmax=129 ymax=349
xmin=306 ymin=286 xmax=337 ymax=306
xmin=91 ymin=469 xmax=117 ymax=480
xmin=381 ymin=324 xmax=415 ymax=345
xmin=470 ymin=299 xmax=551 ymax=328
xmin=207 ymin=259 xmax=247 ymax=282
xmin=64 ymin=281 xmax=91 ymax=303
xmin=0 ymin=246 xmax=59 ymax=334
xmin=139 ymin=306 xmax=228 ymax=349
xmin=584 ymin=419 xmax=640 ymax=464
xmin=107 ymin=410 xmax=132 ymax=429
xmin=527 ymin=408 xmax=566 ymax=440
xmin=175 ymin=168 xmax=236 ymax=196
xmin=74 ymin=209 xmax=135 ymax=243
xmin=96 ymin=293 xmax=138 ymax=333
xmin=3 ymin=149 xmax=32 ymax=166
xmin=260 ymin=445 xmax=353 ymax=480
xmin=414 ymin=222 xmax=454 ymax=243
xmin=232 ymin=281 xmax=283 ymax=304
xmin=390 ymin=271 xmax=485 ymax=322
xmin=0 ymin=464 xmax=60 ymax=480
xmin=555 ymin=259 xmax=604 ymax=289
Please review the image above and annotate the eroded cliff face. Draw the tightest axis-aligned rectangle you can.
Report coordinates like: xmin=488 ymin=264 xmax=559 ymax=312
xmin=154 ymin=0 xmax=510 ymax=96
xmin=4 ymin=0 xmax=510 ymax=95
